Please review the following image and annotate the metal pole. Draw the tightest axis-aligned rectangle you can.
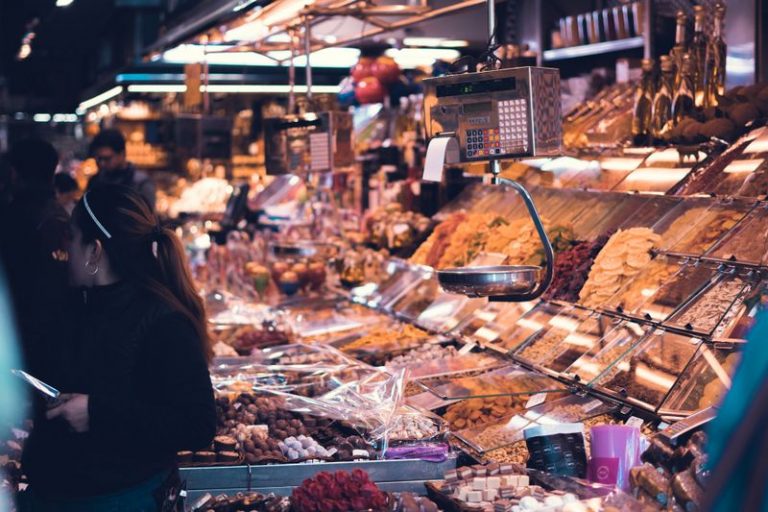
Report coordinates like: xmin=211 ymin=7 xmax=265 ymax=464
xmin=288 ymin=29 xmax=296 ymax=114
xmin=304 ymin=16 xmax=313 ymax=103
xmin=487 ymin=0 xmax=496 ymax=46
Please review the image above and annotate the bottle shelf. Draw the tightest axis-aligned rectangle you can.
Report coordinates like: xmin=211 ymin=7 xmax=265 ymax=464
xmin=543 ymin=36 xmax=645 ymax=62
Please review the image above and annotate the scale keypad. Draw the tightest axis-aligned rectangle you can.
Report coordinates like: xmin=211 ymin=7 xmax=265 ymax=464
xmin=465 ymin=99 xmax=530 ymax=158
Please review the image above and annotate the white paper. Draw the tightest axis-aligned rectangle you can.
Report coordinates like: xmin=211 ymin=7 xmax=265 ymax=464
xmin=423 ymin=136 xmax=460 ymax=182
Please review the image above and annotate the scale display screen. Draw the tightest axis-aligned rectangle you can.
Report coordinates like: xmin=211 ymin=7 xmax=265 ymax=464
xmin=463 ymin=101 xmax=492 ymax=114
xmin=436 ymin=77 xmax=517 ymax=98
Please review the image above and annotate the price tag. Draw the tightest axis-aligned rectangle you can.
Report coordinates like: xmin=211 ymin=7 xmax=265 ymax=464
xmin=526 ymin=393 xmax=547 ymax=409
xmin=582 ymin=399 xmax=604 ymax=413
xmin=625 ymin=416 xmax=644 ymax=429
xmin=458 ymin=343 xmax=477 ymax=355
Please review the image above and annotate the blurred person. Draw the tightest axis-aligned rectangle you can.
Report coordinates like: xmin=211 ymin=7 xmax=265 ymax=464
xmin=87 ymin=129 xmax=156 ymax=211
xmin=19 ymin=185 xmax=215 ymax=512
xmin=703 ymin=309 xmax=768 ymax=511
xmin=0 ymin=138 xmax=69 ymax=364
xmin=53 ymin=172 xmax=80 ymax=214
xmin=0 ymin=273 xmax=25 ymax=511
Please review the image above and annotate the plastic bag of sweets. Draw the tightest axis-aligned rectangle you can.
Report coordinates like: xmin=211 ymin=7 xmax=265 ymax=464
xmin=524 ymin=423 xmax=588 ymax=478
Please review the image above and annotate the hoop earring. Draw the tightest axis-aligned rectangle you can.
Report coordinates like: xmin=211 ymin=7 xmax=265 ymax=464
xmin=85 ymin=261 xmax=99 ymax=276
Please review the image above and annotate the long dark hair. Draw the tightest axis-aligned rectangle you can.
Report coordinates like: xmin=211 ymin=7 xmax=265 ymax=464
xmin=72 ymin=184 xmax=211 ymax=360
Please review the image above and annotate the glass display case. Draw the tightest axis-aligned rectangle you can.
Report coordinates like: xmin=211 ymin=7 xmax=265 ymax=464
xmin=576 ymin=194 xmax=653 ymax=240
xmin=564 ymin=320 xmax=652 ymax=384
xmin=606 ymin=257 xmax=685 ymax=319
xmin=489 ymin=302 xmax=570 ymax=352
xmin=664 ymin=270 xmax=753 ymax=336
xmin=389 ymin=351 xmax=505 ymax=381
xmin=419 ymin=365 xmax=567 ymax=401
xmin=710 ymin=158 xmax=767 ymax=197
xmin=594 ymin=330 xmax=701 ymax=411
xmin=618 ymin=262 xmax=719 ymax=322
xmin=559 ymin=156 xmax=644 ymax=191
xmin=661 ymin=200 xmax=754 ymax=255
xmin=368 ymin=261 xmax=432 ymax=309
xmin=659 ymin=342 xmax=742 ymax=416
xmin=540 ymin=314 xmax=623 ymax=374
xmin=513 ymin=308 xmax=593 ymax=365
xmin=451 ymin=302 xmax=536 ymax=345
xmin=707 ymin=205 xmax=768 ymax=265
xmin=612 ymin=167 xmax=692 ymax=194
xmin=415 ymin=293 xmax=485 ymax=333
xmin=390 ymin=276 xmax=440 ymax=322
xmin=454 ymin=394 xmax=617 ymax=454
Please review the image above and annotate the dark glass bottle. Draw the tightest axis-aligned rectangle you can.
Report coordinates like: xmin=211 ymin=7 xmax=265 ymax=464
xmin=670 ymin=11 xmax=688 ymax=90
xmin=651 ymin=56 xmax=675 ymax=140
xmin=691 ymin=5 xmax=708 ymax=108
xmin=705 ymin=4 xmax=727 ymax=107
xmin=632 ymin=58 xmax=656 ymax=145
xmin=672 ymin=54 xmax=696 ymax=125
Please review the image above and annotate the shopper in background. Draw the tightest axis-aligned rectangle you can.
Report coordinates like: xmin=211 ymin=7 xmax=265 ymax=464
xmin=53 ymin=172 xmax=80 ymax=214
xmin=87 ymin=129 xmax=156 ymax=211
xmin=703 ymin=309 xmax=768 ymax=511
xmin=20 ymin=185 xmax=215 ymax=512
xmin=0 ymin=138 xmax=69 ymax=365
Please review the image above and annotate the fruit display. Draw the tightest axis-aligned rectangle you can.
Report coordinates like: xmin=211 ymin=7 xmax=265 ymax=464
xmin=578 ymin=228 xmax=662 ymax=309
xmin=543 ymin=234 xmax=612 ymax=302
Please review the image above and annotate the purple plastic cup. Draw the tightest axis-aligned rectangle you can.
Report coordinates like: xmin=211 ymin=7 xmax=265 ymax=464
xmin=589 ymin=424 xmax=642 ymax=491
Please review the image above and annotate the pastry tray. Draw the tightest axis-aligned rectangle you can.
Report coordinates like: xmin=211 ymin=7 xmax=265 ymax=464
xmin=592 ymin=330 xmax=702 ymax=412
xmin=418 ymin=364 xmax=567 ymax=401
xmin=658 ymin=341 xmax=743 ymax=416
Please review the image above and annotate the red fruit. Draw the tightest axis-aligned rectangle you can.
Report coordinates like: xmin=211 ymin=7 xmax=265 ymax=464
xmin=354 ymin=77 xmax=385 ymax=104
xmin=371 ymin=56 xmax=400 ymax=84
xmin=351 ymin=57 xmax=374 ymax=81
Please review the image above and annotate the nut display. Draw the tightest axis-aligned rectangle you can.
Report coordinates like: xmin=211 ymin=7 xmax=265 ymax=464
xmin=672 ymin=277 xmax=747 ymax=333
xmin=444 ymin=396 xmax=527 ymax=431
xmin=342 ymin=324 xmax=428 ymax=353
xmin=193 ymin=492 xmax=289 ymax=512
xmin=387 ymin=344 xmax=459 ymax=368
xmin=579 ymin=228 xmax=662 ymax=309
xmin=388 ymin=414 xmax=440 ymax=441
xmin=518 ymin=328 xmax=571 ymax=364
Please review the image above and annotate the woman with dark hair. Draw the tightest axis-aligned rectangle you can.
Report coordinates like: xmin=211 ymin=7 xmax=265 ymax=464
xmin=20 ymin=184 xmax=216 ymax=512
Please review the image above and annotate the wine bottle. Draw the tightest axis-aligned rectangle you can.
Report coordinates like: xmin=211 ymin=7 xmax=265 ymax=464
xmin=672 ymin=54 xmax=696 ymax=125
xmin=632 ymin=58 xmax=656 ymax=145
xmin=705 ymin=3 xmax=727 ymax=107
xmin=651 ymin=56 xmax=675 ymax=140
xmin=691 ymin=5 xmax=708 ymax=108
xmin=670 ymin=11 xmax=687 ymax=90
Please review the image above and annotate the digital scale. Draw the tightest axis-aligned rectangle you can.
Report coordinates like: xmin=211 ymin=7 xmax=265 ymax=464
xmin=422 ymin=66 xmax=563 ymax=162
xmin=264 ymin=111 xmax=354 ymax=176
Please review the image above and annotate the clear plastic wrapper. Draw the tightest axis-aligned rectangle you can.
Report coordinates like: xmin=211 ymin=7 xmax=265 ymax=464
xmin=664 ymin=271 xmax=752 ymax=335
xmin=660 ymin=343 xmax=742 ymax=415
xmin=419 ymin=365 xmax=567 ymax=401
xmin=565 ymin=321 xmax=652 ymax=385
xmin=250 ymin=343 xmax=356 ymax=366
xmin=489 ymin=302 xmax=570 ymax=352
xmin=707 ymin=205 xmax=768 ymax=265
xmin=594 ymin=330 xmax=700 ymax=410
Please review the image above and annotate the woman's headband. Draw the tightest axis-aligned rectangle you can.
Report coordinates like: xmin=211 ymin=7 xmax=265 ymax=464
xmin=82 ymin=192 xmax=112 ymax=239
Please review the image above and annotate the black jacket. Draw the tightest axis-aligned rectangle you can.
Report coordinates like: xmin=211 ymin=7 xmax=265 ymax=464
xmin=23 ymin=281 xmax=216 ymax=499
xmin=87 ymin=163 xmax=156 ymax=211
xmin=0 ymin=184 xmax=69 ymax=364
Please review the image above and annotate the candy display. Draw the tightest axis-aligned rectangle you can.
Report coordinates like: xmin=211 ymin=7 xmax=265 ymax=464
xmin=668 ymin=275 xmax=748 ymax=333
xmin=218 ymin=325 xmax=292 ymax=356
xmin=443 ymin=395 xmax=528 ymax=431
xmin=579 ymin=228 xmax=662 ymax=309
xmin=341 ymin=324 xmax=429 ymax=354
xmin=191 ymin=491 xmax=289 ymax=511
xmin=290 ymin=470 xmax=388 ymax=512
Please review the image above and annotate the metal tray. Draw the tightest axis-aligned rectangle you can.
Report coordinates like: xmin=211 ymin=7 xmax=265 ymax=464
xmin=437 ymin=266 xmax=541 ymax=298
